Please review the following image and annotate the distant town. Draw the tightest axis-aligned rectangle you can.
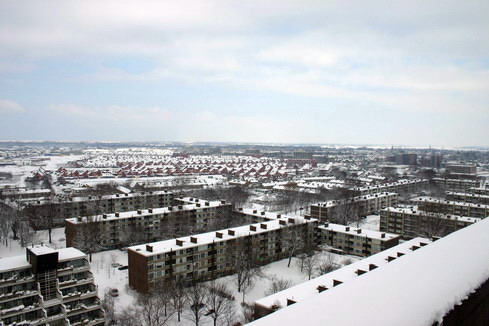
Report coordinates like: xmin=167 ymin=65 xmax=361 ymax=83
xmin=1 ymin=141 xmax=489 ymax=326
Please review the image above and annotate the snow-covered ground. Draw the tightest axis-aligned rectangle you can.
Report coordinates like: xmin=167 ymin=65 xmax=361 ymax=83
xmin=0 ymin=227 xmax=359 ymax=325
xmin=351 ymin=215 xmax=380 ymax=231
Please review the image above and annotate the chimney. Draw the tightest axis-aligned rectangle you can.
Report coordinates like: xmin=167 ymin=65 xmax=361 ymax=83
xmin=357 ymin=229 xmax=362 ymax=234
xmin=279 ymin=220 xmax=286 ymax=225
xmin=176 ymin=239 xmax=184 ymax=246
xmin=196 ymin=203 xmax=201 ymax=207
xmin=260 ymin=223 xmax=267 ymax=229
xmin=397 ymin=252 xmax=405 ymax=257
xmin=190 ymin=237 xmax=198 ymax=244
xmin=77 ymin=216 xmax=82 ymax=222
xmin=250 ymin=225 xmax=257 ymax=231
xmin=345 ymin=226 xmax=350 ymax=231
xmin=381 ymin=233 xmax=385 ymax=238
xmin=178 ymin=205 xmax=183 ymax=209
xmin=115 ymin=212 xmax=120 ymax=217
xmin=228 ymin=230 xmax=235 ymax=236
xmin=356 ymin=269 xmax=367 ymax=275
xmin=317 ymin=285 xmax=327 ymax=293
xmin=137 ymin=210 xmax=142 ymax=215
xmin=333 ymin=280 xmax=343 ymax=287
xmin=205 ymin=202 xmax=210 ymax=206
xmin=387 ymin=256 xmax=396 ymax=262
xmin=102 ymin=214 xmax=107 ymax=219
xmin=221 ymin=200 xmax=226 ymax=204
xmin=288 ymin=218 xmax=295 ymax=224
xmin=148 ymin=208 xmax=153 ymax=213
xmin=216 ymin=232 xmax=223 ymax=238
xmin=253 ymin=210 xmax=257 ymax=214
xmin=277 ymin=214 xmax=281 ymax=218
xmin=146 ymin=245 xmax=153 ymax=252
xmin=238 ymin=207 xmax=243 ymax=211
xmin=369 ymin=264 xmax=377 ymax=271
xmin=261 ymin=211 xmax=265 ymax=215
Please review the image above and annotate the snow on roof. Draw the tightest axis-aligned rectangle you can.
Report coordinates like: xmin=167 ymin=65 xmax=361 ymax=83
xmin=0 ymin=255 xmax=31 ymax=272
xmin=318 ymin=223 xmax=399 ymax=240
xmin=28 ymin=245 xmax=56 ymax=256
xmin=237 ymin=208 xmax=286 ymax=220
xmin=312 ymin=192 xmax=398 ymax=208
xmin=382 ymin=207 xmax=481 ymax=223
xmin=251 ymin=217 xmax=489 ymax=326
xmin=446 ymin=191 xmax=489 ymax=199
xmin=57 ymin=247 xmax=86 ymax=261
xmin=414 ymin=196 xmax=489 ymax=209
xmin=350 ymin=178 xmax=427 ymax=191
xmin=254 ymin=238 xmax=429 ymax=310
xmin=128 ymin=217 xmax=318 ymax=257
xmin=65 ymin=200 xmax=227 ymax=223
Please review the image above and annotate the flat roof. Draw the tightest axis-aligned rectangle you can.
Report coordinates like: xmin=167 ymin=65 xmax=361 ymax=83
xmin=251 ymin=217 xmax=489 ymax=326
xmin=312 ymin=192 xmax=398 ymax=208
xmin=66 ymin=200 xmax=227 ymax=223
xmin=128 ymin=217 xmax=318 ymax=257
xmin=57 ymin=247 xmax=86 ymax=261
xmin=350 ymin=179 xmax=427 ymax=191
xmin=0 ymin=255 xmax=31 ymax=272
xmin=255 ymin=238 xmax=429 ymax=310
xmin=382 ymin=207 xmax=481 ymax=223
xmin=414 ymin=196 xmax=489 ymax=209
xmin=318 ymin=223 xmax=400 ymax=240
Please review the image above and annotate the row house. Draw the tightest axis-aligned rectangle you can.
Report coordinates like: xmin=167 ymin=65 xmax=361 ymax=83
xmin=309 ymin=192 xmax=398 ymax=221
xmin=0 ymin=246 xmax=105 ymax=326
xmin=127 ymin=217 xmax=319 ymax=293
xmin=318 ymin=223 xmax=400 ymax=257
xmin=380 ymin=207 xmax=480 ymax=239
xmin=65 ymin=200 xmax=233 ymax=250
xmin=414 ymin=197 xmax=489 ymax=219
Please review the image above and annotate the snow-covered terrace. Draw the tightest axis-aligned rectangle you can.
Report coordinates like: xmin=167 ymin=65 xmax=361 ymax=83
xmin=128 ymin=217 xmax=318 ymax=257
xmin=252 ymin=216 xmax=489 ymax=325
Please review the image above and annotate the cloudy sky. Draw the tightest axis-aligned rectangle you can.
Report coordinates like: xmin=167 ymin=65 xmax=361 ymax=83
xmin=0 ymin=0 xmax=488 ymax=147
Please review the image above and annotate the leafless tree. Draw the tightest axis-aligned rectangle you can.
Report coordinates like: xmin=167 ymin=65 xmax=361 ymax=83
xmin=265 ymin=278 xmax=293 ymax=296
xmin=186 ymin=282 xmax=208 ymax=326
xmin=279 ymin=226 xmax=305 ymax=268
xmin=330 ymin=201 xmax=360 ymax=225
xmin=301 ymin=254 xmax=320 ymax=280
xmin=102 ymin=288 xmax=116 ymax=324
xmin=24 ymin=197 xmax=57 ymax=243
xmin=419 ymin=214 xmax=451 ymax=239
xmin=120 ymin=221 xmax=147 ymax=247
xmin=205 ymin=281 xmax=235 ymax=326
xmin=74 ymin=216 xmax=103 ymax=261
xmin=169 ymin=279 xmax=187 ymax=322
xmin=137 ymin=291 xmax=174 ymax=326
xmin=18 ymin=220 xmax=37 ymax=248
xmin=241 ymin=303 xmax=254 ymax=324
xmin=316 ymin=252 xmax=339 ymax=275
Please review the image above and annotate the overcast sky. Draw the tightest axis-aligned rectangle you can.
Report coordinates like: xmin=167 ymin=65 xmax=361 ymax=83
xmin=0 ymin=0 xmax=488 ymax=147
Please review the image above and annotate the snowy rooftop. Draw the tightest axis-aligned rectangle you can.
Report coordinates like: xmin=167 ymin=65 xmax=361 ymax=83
xmin=382 ymin=207 xmax=481 ymax=223
xmin=65 ymin=200 xmax=227 ymax=223
xmin=446 ymin=191 xmax=489 ymax=199
xmin=312 ymin=192 xmax=397 ymax=208
xmin=350 ymin=178 xmax=427 ymax=191
xmin=236 ymin=208 xmax=287 ymax=221
xmin=128 ymin=217 xmax=318 ymax=257
xmin=318 ymin=223 xmax=400 ymax=240
xmin=255 ymin=238 xmax=430 ymax=310
xmin=28 ymin=244 xmax=57 ymax=256
xmin=252 ymin=217 xmax=489 ymax=326
xmin=414 ymin=196 xmax=489 ymax=209
xmin=0 ymin=255 xmax=31 ymax=272
xmin=57 ymin=247 xmax=87 ymax=261
xmin=34 ymin=190 xmax=173 ymax=205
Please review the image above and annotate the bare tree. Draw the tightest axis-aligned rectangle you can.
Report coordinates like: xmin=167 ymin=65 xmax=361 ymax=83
xmin=24 ymin=197 xmax=56 ymax=243
xmin=205 ymin=281 xmax=235 ymax=326
xmin=265 ymin=278 xmax=293 ymax=296
xmin=301 ymin=254 xmax=320 ymax=280
xmin=419 ymin=214 xmax=451 ymax=239
xmin=169 ymin=279 xmax=187 ymax=322
xmin=316 ymin=252 xmax=339 ymax=275
xmin=74 ymin=217 xmax=103 ymax=261
xmin=101 ymin=288 xmax=116 ymax=324
xmin=137 ymin=292 xmax=174 ymax=326
xmin=279 ymin=226 xmax=305 ymax=268
xmin=186 ymin=283 xmax=208 ymax=326
xmin=18 ymin=220 xmax=37 ymax=248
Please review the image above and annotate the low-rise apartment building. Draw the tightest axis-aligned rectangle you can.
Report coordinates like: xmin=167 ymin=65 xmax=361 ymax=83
xmin=309 ymin=192 xmax=398 ymax=221
xmin=380 ymin=207 xmax=480 ymax=239
xmin=470 ymin=186 xmax=489 ymax=196
xmin=0 ymin=246 xmax=105 ymax=326
xmin=414 ymin=197 xmax=489 ymax=218
xmin=446 ymin=191 xmax=489 ymax=205
xmin=65 ymin=199 xmax=233 ymax=250
xmin=432 ymin=178 xmax=480 ymax=192
xmin=318 ymin=223 xmax=400 ymax=256
xmin=128 ymin=217 xmax=319 ymax=293
xmin=23 ymin=190 xmax=174 ymax=227
xmin=349 ymin=179 xmax=428 ymax=196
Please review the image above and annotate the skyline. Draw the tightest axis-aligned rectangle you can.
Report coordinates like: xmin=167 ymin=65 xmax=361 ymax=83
xmin=1 ymin=0 xmax=488 ymax=147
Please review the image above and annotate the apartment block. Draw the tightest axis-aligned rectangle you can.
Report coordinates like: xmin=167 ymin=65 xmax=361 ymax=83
xmin=318 ymin=223 xmax=400 ymax=257
xmin=446 ymin=191 xmax=489 ymax=205
xmin=250 ymin=217 xmax=489 ymax=326
xmin=65 ymin=199 xmax=233 ymax=250
xmin=432 ymin=178 xmax=480 ymax=192
xmin=309 ymin=192 xmax=398 ymax=221
xmin=446 ymin=164 xmax=477 ymax=175
xmin=0 ymin=246 xmax=104 ymax=326
xmin=23 ymin=190 xmax=174 ymax=228
xmin=234 ymin=208 xmax=286 ymax=224
xmin=253 ymin=237 xmax=430 ymax=319
xmin=128 ymin=217 xmax=319 ymax=293
xmin=470 ymin=186 xmax=489 ymax=196
xmin=414 ymin=197 xmax=489 ymax=218
xmin=380 ymin=207 xmax=480 ymax=239
xmin=349 ymin=179 xmax=428 ymax=196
